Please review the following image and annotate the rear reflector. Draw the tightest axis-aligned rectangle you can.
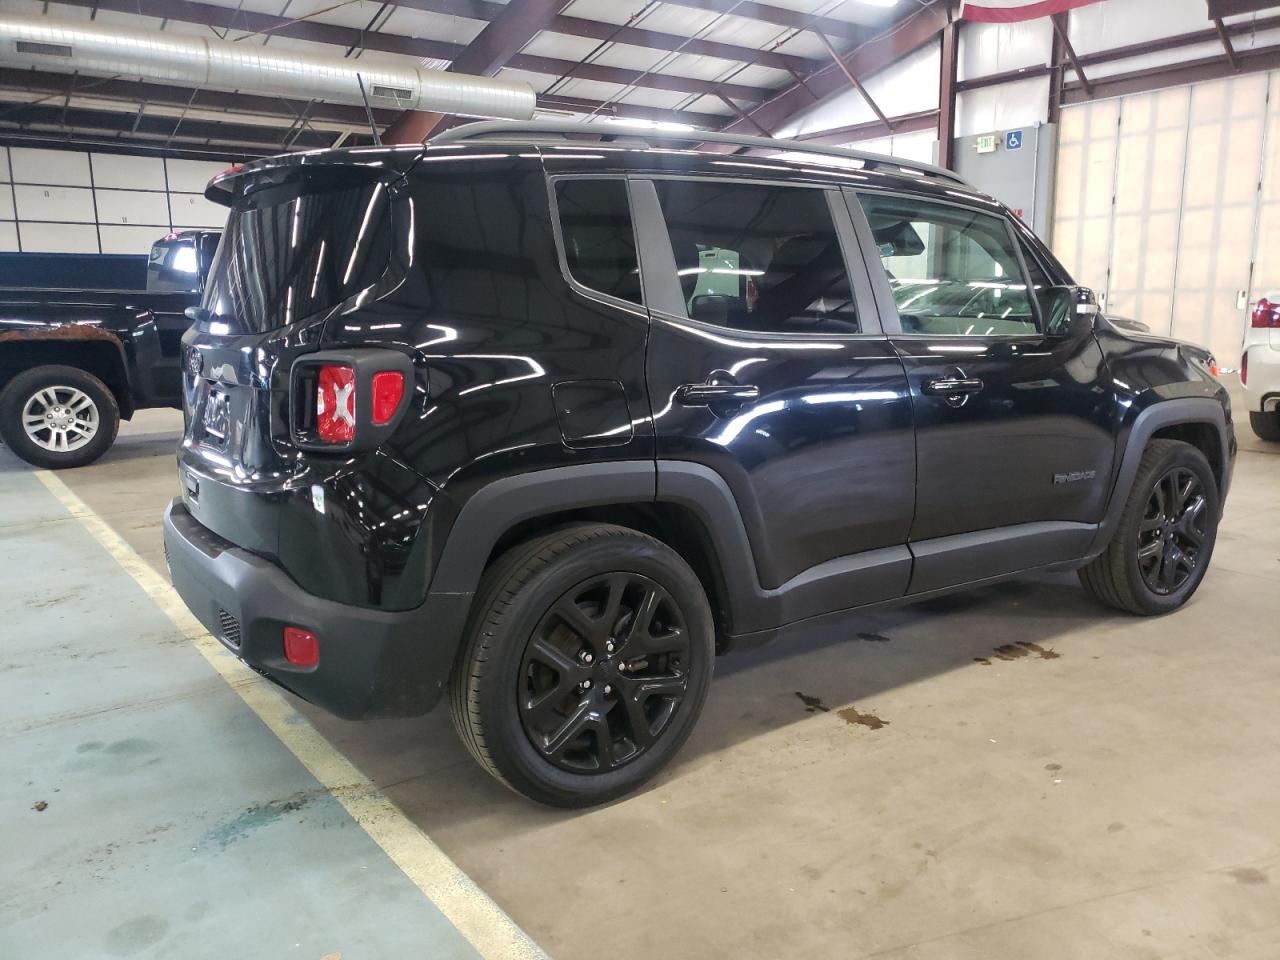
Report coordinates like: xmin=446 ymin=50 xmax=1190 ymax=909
xmin=283 ymin=627 xmax=319 ymax=667
xmin=371 ymin=371 xmax=405 ymax=425
xmin=1242 ymin=352 xmax=1248 ymax=386
xmin=1253 ymin=298 xmax=1280 ymax=328
xmin=316 ymin=364 xmax=356 ymax=443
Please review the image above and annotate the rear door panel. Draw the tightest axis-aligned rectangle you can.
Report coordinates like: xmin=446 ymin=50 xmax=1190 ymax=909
xmin=635 ymin=176 xmax=915 ymax=593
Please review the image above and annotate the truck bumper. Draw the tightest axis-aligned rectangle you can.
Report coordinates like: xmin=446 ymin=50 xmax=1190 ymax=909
xmin=162 ymin=499 xmax=472 ymax=719
xmin=1242 ymin=341 xmax=1280 ymax=413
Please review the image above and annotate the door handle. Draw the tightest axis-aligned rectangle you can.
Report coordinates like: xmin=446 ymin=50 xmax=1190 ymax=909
xmin=675 ymin=382 xmax=760 ymax=407
xmin=923 ymin=377 xmax=984 ymax=396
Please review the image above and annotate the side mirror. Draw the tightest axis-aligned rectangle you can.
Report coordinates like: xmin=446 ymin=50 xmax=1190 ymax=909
xmin=1038 ymin=285 xmax=1099 ymax=336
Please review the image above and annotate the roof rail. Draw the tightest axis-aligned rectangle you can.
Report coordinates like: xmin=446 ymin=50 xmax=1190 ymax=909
xmin=428 ymin=119 xmax=968 ymax=186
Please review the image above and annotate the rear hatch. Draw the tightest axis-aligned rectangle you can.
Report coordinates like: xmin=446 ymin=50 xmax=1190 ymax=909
xmin=179 ymin=151 xmax=413 ymax=555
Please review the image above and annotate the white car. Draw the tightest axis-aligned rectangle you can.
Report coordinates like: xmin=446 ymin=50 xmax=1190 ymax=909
xmin=1243 ymin=294 xmax=1280 ymax=441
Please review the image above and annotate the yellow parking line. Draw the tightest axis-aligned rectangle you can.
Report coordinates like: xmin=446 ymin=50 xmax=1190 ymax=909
xmin=35 ymin=469 xmax=546 ymax=960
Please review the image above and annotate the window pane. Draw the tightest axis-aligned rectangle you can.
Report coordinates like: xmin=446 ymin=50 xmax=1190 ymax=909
xmin=859 ymin=194 xmax=1039 ymax=336
xmin=653 ymin=180 xmax=859 ymax=333
xmin=555 ymin=179 xmax=642 ymax=305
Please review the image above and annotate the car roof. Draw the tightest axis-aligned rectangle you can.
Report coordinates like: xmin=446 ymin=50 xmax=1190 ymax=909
xmin=405 ymin=137 xmax=999 ymax=210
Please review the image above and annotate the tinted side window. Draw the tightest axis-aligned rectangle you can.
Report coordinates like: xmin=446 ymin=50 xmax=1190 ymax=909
xmin=858 ymin=194 xmax=1039 ymax=336
xmin=554 ymin=179 xmax=642 ymax=305
xmin=653 ymin=180 xmax=859 ymax=334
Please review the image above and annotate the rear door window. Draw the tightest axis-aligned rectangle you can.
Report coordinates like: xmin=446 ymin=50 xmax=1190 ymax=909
xmin=553 ymin=178 xmax=643 ymax=305
xmin=652 ymin=179 xmax=860 ymax=334
xmin=202 ymin=168 xmax=395 ymax=333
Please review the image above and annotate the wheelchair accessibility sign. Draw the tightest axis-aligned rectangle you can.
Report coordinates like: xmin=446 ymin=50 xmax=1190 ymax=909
xmin=1006 ymin=129 xmax=1024 ymax=151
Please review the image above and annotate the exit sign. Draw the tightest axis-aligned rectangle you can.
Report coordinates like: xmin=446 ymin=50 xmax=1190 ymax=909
xmin=975 ymin=134 xmax=998 ymax=154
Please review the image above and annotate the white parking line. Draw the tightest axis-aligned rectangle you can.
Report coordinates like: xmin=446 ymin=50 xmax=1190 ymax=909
xmin=35 ymin=469 xmax=547 ymax=960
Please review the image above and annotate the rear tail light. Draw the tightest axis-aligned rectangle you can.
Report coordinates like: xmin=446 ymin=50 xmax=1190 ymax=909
xmin=371 ymin=371 xmax=405 ymax=425
xmin=316 ymin=364 xmax=356 ymax=443
xmin=283 ymin=627 xmax=319 ymax=667
xmin=1252 ymin=298 xmax=1280 ymax=328
xmin=292 ymin=350 xmax=411 ymax=450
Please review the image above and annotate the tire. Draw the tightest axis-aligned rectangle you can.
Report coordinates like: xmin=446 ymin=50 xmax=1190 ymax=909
xmin=0 ymin=365 xmax=120 ymax=469
xmin=1078 ymin=439 xmax=1220 ymax=616
xmin=1249 ymin=411 xmax=1280 ymax=442
xmin=451 ymin=523 xmax=715 ymax=807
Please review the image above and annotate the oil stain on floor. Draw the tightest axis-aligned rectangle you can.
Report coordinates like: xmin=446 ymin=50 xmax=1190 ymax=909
xmin=837 ymin=706 xmax=889 ymax=730
xmin=974 ymin=641 xmax=1061 ymax=665
xmin=794 ymin=692 xmax=889 ymax=730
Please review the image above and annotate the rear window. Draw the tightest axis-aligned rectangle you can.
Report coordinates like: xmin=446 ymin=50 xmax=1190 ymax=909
xmin=147 ymin=237 xmax=202 ymax=293
xmin=202 ymin=168 xmax=394 ymax=333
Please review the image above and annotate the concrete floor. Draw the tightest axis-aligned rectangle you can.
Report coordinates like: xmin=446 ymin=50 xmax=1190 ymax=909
xmin=2 ymin=389 xmax=1278 ymax=959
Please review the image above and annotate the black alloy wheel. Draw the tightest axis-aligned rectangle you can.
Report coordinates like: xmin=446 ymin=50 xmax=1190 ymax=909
xmin=1136 ymin=466 xmax=1208 ymax=596
xmin=451 ymin=523 xmax=714 ymax=807
xmin=1078 ymin=439 xmax=1220 ymax=616
xmin=519 ymin=573 xmax=691 ymax=774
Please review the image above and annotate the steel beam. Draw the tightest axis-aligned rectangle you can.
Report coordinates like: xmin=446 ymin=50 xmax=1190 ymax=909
xmin=813 ymin=29 xmax=894 ymax=133
xmin=957 ymin=13 xmax=1280 ymax=94
xmin=549 ymin=16 xmax=819 ymax=74
xmin=1213 ymin=18 xmax=1241 ymax=71
xmin=1206 ymin=0 xmax=1275 ymax=15
xmin=1047 ymin=12 xmax=1066 ymax=125
xmin=0 ymin=100 xmax=342 ymax=150
xmin=1050 ymin=13 xmax=1093 ymax=97
xmin=790 ymin=109 xmax=940 ymax=146
xmin=386 ymin=0 xmax=575 ymax=143
xmin=45 ymin=0 xmax=757 ymax=110
xmin=715 ymin=92 xmax=773 ymax=136
xmin=387 ymin=0 xmax=871 ymax=45
xmin=937 ymin=11 xmax=959 ymax=169
xmin=1060 ymin=44 xmax=1280 ymax=105
xmin=714 ymin=0 xmax=950 ymax=143
xmin=639 ymin=0 xmax=868 ymax=45
xmin=0 ymin=68 xmax=395 ymax=128
xmin=0 ymin=67 xmax=723 ymax=146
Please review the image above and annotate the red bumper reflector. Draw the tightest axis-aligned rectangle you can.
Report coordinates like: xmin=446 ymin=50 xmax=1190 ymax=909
xmin=316 ymin=364 xmax=356 ymax=443
xmin=283 ymin=627 xmax=319 ymax=667
xmin=371 ymin=370 xmax=405 ymax=425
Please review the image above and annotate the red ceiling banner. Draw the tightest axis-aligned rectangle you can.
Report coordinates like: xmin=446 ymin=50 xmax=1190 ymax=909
xmin=960 ymin=0 xmax=1105 ymax=22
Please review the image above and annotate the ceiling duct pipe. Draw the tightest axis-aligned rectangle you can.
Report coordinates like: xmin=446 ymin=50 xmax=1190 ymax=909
xmin=0 ymin=12 xmax=535 ymax=123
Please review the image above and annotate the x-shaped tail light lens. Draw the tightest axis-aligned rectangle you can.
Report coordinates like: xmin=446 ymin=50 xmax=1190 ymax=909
xmin=316 ymin=364 xmax=356 ymax=444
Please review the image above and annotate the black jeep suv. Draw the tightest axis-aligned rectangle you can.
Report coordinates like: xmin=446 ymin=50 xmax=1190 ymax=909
xmin=164 ymin=121 xmax=1234 ymax=807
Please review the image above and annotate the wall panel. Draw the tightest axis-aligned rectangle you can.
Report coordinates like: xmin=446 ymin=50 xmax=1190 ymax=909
xmin=0 ymin=146 xmax=233 ymax=255
xmin=1055 ymin=71 xmax=1275 ymax=364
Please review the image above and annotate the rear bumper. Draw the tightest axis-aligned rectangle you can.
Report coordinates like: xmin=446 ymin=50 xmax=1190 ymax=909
xmin=162 ymin=499 xmax=472 ymax=719
xmin=1242 ymin=342 xmax=1280 ymax=413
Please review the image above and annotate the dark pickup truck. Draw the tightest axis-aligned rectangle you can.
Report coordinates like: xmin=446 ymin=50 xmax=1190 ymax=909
xmin=0 ymin=230 xmax=219 ymax=468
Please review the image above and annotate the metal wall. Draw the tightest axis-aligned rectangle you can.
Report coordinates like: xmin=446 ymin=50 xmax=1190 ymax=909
xmin=1053 ymin=72 xmax=1279 ymax=364
xmin=0 ymin=147 xmax=229 ymax=256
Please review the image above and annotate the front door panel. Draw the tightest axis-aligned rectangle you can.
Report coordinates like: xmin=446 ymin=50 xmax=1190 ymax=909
xmin=893 ymin=330 xmax=1116 ymax=541
xmin=851 ymin=189 xmax=1119 ymax=550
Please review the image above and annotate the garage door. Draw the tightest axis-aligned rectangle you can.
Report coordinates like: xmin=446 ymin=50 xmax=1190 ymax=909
xmin=1053 ymin=72 xmax=1278 ymax=365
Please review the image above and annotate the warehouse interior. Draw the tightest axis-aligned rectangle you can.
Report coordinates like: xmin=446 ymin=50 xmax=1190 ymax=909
xmin=1 ymin=0 xmax=1278 ymax=958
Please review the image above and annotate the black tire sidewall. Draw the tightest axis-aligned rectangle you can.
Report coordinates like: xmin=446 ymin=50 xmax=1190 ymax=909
xmin=476 ymin=532 xmax=714 ymax=807
xmin=0 ymin=366 xmax=119 ymax=469
xmin=1120 ymin=444 xmax=1220 ymax=614
xmin=1249 ymin=411 xmax=1280 ymax=442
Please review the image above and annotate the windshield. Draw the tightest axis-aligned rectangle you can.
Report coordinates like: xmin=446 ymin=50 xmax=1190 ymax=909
xmin=201 ymin=168 xmax=394 ymax=334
